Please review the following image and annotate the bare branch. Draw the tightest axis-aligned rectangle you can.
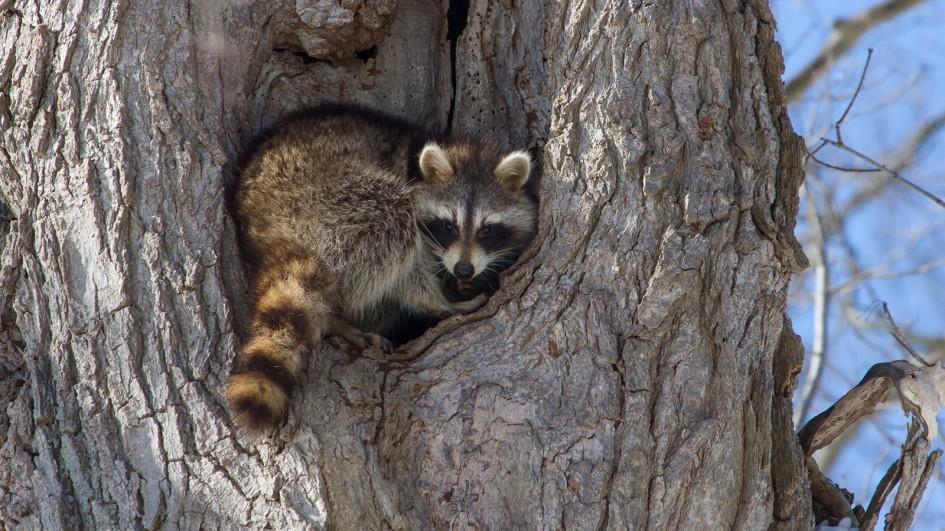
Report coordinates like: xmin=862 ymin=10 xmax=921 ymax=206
xmin=822 ymin=139 xmax=945 ymax=210
xmin=798 ymin=361 xmax=914 ymax=456
xmin=798 ymin=360 xmax=945 ymax=528
xmin=806 ymin=457 xmax=858 ymax=525
xmin=808 ymin=153 xmax=880 ymax=173
xmin=785 ymin=0 xmax=927 ymax=101
xmin=829 ymin=258 xmax=945 ymax=296
xmin=885 ymin=422 xmax=943 ymax=531
xmin=801 ymin=52 xmax=945 ymax=215
xmin=861 ymin=456 xmax=902 ymax=530
xmin=841 ymin=299 xmax=945 ymax=368
xmin=796 ymin=184 xmax=831 ymax=426
xmin=881 ymin=303 xmax=936 ymax=367
xmin=839 ymin=112 xmax=945 ymax=216
xmin=834 ymin=49 xmax=873 ymax=144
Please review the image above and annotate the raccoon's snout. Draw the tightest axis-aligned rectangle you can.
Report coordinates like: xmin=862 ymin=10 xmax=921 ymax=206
xmin=453 ymin=261 xmax=474 ymax=280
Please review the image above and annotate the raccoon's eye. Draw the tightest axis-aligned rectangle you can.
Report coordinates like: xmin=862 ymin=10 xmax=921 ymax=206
xmin=422 ymin=218 xmax=460 ymax=247
xmin=477 ymin=223 xmax=511 ymax=251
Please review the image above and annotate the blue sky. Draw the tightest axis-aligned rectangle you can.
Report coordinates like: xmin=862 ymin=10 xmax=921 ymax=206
xmin=775 ymin=0 xmax=945 ymax=527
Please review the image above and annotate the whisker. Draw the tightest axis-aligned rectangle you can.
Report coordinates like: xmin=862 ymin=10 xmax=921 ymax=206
xmin=418 ymin=225 xmax=447 ymax=253
xmin=421 ymin=236 xmax=446 ymax=255
xmin=485 ymin=258 xmax=515 ymax=270
xmin=419 ymin=224 xmax=445 ymax=245
xmin=486 ymin=250 xmax=517 ymax=262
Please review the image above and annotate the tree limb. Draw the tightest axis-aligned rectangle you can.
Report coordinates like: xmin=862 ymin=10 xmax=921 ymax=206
xmin=839 ymin=112 xmax=945 ymax=216
xmin=785 ymin=0 xmax=926 ymax=101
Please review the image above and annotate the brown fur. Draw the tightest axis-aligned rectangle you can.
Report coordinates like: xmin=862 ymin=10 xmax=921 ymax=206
xmin=226 ymin=105 xmax=528 ymax=431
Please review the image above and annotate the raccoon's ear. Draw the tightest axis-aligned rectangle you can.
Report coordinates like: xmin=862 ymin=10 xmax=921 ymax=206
xmin=494 ymin=151 xmax=532 ymax=192
xmin=419 ymin=143 xmax=454 ymax=184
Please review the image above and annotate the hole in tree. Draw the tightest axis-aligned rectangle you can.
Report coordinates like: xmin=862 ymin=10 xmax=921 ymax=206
xmin=0 ymin=194 xmax=13 ymax=222
xmin=447 ymin=0 xmax=470 ymax=45
xmin=354 ymin=45 xmax=377 ymax=63
xmin=272 ymin=47 xmax=331 ymax=66
xmin=446 ymin=0 xmax=470 ymax=132
xmin=0 ymin=192 xmax=14 ymax=243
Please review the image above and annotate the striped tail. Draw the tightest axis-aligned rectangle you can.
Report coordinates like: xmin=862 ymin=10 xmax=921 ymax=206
xmin=226 ymin=258 xmax=328 ymax=431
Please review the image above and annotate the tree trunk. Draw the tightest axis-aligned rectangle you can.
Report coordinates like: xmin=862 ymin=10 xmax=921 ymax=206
xmin=0 ymin=0 xmax=813 ymax=529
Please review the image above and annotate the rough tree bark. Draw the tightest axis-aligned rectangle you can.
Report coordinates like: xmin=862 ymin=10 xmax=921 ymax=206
xmin=0 ymin=0 xmax=812 ymax=529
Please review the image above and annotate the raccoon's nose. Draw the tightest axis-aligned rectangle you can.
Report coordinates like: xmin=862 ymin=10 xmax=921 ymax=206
xmin=454 ymin=262 xmax=474 ymax=280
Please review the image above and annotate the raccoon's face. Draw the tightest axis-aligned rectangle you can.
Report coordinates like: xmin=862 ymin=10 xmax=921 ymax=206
xmin=415 ymin=141 xmax=538 ymax=292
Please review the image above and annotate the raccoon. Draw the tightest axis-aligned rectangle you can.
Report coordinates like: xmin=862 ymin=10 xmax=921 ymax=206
xmin=226 ymin=104 xmax=538 ymax=430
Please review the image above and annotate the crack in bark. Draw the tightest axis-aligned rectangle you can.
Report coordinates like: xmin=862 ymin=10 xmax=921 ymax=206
xmin=445 ymin=0 xmax=470 ymax=133
xmin=597 ymin=339 xmax=628 ymax=530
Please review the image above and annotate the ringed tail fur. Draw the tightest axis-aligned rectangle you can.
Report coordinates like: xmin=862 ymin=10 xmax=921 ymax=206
xmin=226 ymin=258 xmax=327 ymax=430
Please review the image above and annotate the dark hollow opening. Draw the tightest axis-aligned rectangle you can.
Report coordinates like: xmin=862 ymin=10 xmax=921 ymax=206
xmin=445 ymin=0 xmax=471 ymax=132
xmin=354 ymin=45 xmax=378 ymax=63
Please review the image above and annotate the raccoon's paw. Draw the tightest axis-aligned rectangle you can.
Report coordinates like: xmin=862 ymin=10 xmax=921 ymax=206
xmin=338 ymin=330 xmax=393 ymax=354
xmin=451 ymin=293 xmax=488 ymax=314
xmin=359 ymin=332 xmax=394 ymax=353
xmin=328 ymin=317 xmax=394 ymax=354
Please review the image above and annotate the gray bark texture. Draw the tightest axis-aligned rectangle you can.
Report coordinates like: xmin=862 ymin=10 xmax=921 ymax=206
xmin=0 ymin=0 xmax=813 ymax=529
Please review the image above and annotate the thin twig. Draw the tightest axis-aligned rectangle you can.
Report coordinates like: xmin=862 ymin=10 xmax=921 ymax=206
xmin=806 ymin=138 xmax=830 ymax=160
xmin=801 ymin=47 xmax=945 ymax=212
xmin=829 ymin=258 xmax=945 ymax=296
xmin=838 ymin=112 xmax=945 ymax=216
xmin=808 ymin=153 xmax=881 ymax=173
xmin=880 ymin=302 xmax=933 ymax=367
xmin=822 ymin=139 xmax=945 ymax=210
xmin=834 ymin=48 xmax=873 ymax=144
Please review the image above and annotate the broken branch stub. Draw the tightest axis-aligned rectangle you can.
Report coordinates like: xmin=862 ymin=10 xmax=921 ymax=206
xmin=897 ymin=361 xmax=945 ymax=440
xmin=798 ymin=358 xmax=945 ymax=530
xmin=884 ymin=421 xmax=942 ymax=531
xmin=797 ymin=360 xmax=916 ymax=456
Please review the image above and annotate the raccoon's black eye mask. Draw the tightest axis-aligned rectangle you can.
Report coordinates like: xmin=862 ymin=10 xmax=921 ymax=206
xmin=420 ymin=218 xmax=458 ymax=248
xmin=477 ymin=223 xmax=512 ymax=252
